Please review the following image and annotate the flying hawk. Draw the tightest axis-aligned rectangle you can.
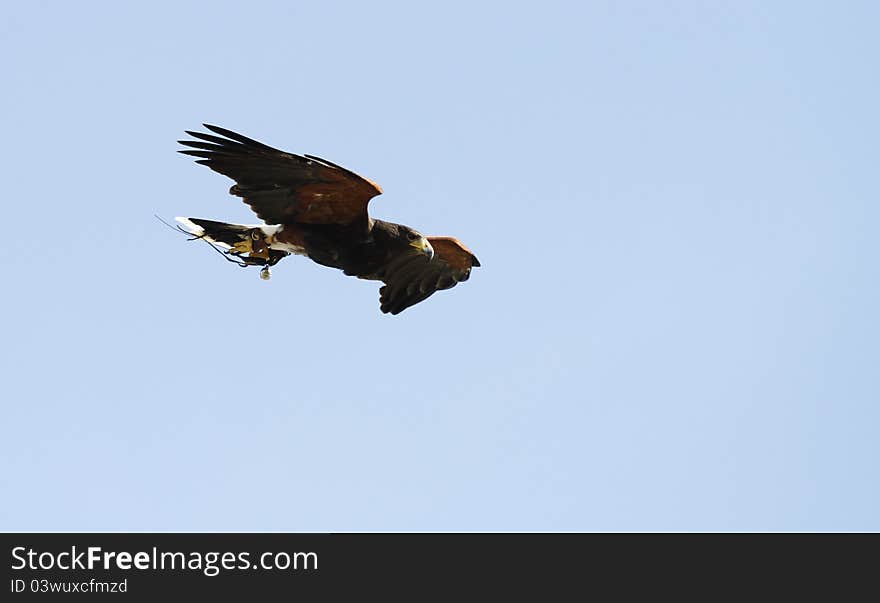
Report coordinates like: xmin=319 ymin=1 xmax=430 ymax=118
xmin=174 ymin=125 xmax=480 ymax=315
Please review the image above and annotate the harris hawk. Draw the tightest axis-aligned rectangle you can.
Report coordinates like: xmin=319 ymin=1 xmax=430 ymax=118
xmin=173 ymin=125 xmax=480 ymax=315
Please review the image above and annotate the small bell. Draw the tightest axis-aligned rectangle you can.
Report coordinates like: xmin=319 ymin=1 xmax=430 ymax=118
xmin=260 ymin=265 xmax=271 ymax=280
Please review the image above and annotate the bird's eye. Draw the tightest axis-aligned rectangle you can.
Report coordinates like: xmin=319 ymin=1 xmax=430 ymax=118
xmin=407 ymin=232 xmax=418 ymax=241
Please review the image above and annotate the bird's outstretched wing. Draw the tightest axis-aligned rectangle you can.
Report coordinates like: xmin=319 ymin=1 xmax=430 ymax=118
xmin=179 ymin=124 xmax=383 ymax=225
xmin=378 ymin=237 xmax=481 ymax=314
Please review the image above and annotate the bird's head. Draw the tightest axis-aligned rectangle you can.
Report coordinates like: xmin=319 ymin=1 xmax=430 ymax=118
xmin=400 ymin=225 xmax=434 ymax=261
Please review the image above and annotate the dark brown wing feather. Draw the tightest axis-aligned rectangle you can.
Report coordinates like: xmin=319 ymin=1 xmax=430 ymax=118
xmin=378 ymin=237 xmax=480 ymax=315
xmin=179 ymin=124 xmax=382 ymax=225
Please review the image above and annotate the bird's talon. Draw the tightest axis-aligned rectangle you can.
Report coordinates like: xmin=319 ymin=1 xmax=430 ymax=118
xmin=231 ymin=240 xmax=252 ymax=254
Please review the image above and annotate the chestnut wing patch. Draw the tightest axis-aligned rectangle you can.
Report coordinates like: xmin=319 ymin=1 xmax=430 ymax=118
xmin=179 ymin=124 xmax=382 ymax=225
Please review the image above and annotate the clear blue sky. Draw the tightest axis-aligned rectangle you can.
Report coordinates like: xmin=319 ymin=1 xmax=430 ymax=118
xmin=2 ymin=1 xmax=877 ymax=531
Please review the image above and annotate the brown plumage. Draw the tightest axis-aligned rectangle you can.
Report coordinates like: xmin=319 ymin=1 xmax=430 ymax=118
xmin=176 ymin=124 xmax=479 ymax=314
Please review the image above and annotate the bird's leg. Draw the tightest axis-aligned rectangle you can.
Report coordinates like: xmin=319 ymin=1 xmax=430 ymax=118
xmin=249 ymin=230 xmax=271 ymax=260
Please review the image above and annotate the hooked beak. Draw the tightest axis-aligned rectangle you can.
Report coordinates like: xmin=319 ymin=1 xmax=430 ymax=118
xmin=410 ymin=237 xmax=435 ymax=261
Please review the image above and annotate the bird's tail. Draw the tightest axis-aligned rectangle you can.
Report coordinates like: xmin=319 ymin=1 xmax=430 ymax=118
xmin=174 ymin=217 xmax=256 ymax=249
xmin=173 ymin=217 xmax=289 ymax=271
